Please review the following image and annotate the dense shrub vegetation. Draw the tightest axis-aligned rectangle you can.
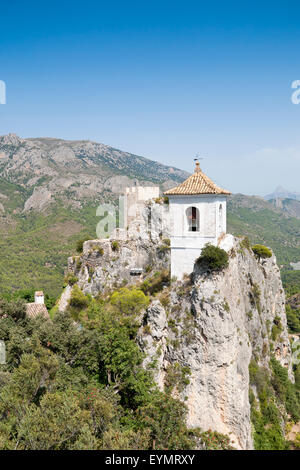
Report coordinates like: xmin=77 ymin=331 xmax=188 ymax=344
xmin=111 ymin=241 xmax=119 ymax=252
xmin=140 ymin=270 xmax=170 ymax=295
xmin=69 ymin=285 xmax=90 ymax=313
xmin=199 ymin=430 xmax=235 ymax=450
xmin=252 ymin=244 xmax=272 ymax=259
xmin=286 ymin=305 xmax=300 ymax=333
xmin=249 ymin=357 xmax=300 ymax=450
xmin=281 ymin=271 xmax=300 ymax=334
xmin=282 ymin=270 xmax=300 ymax=297
xmin=0 ymin=292 xmax=235 ymax=450
xmin=64 ymin=273 xmax=78 ymax=287
xmin=227 ymin=202 xmax=300 ymax=267
xmin=196 ymin=244 xmax=229 ymax=272
xmin=76 ymin=236 xmax=91 ymax=253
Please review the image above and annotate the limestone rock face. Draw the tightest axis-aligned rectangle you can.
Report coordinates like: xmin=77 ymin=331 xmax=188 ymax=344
xmin=23 ymin=187 xmax=53 ymax=212
xmin=139 ymin=238 xmax=292 ymax=450
xmin=145 ymin=300 xmax=166 ymax=340
xmin=64 ymin=234 xmax=292 ymax=450
xmin=67 ymin=236 xmax=170 ymax=297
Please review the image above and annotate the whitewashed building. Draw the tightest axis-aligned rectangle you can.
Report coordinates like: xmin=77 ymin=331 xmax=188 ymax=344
xmin=26 ymin=291 xmax=49 ymax=318
xmin=164 ymin=161 xmax=231 ymax=279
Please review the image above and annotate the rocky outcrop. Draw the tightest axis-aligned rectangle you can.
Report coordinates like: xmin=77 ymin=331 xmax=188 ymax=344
xmin=139 ymin=237 xmax=292 ymax=450
xmin=68 ymin=237 xmax=170 ymax=297
xmin=63 ymin=232 xmax=292 ymax=450
xmin=63 ymin=199 xmax=170 ymax=298
xmin=23 ymin=187 xmax=53 ymax=212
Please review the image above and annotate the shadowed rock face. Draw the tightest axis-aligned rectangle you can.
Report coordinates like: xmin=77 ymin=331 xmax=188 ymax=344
xmin=0 ymin=134 xmax=188 ymax=212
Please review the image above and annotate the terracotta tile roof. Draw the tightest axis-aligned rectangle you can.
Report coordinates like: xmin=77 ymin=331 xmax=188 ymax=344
xmin=164 ymin=162 xmax=231 ymax=196
xmin=26 ymin=303 xmax=49 ymax=318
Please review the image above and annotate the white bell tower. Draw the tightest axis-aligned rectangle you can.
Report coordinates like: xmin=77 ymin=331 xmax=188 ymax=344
xmin=164 ymin=161 xmax=231 ymax=280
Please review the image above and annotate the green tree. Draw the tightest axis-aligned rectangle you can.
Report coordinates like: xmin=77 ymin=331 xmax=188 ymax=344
xmin=76 ymin=236 xmax=90 ymax=253
xmin=17 ymin=390 xmax=95 ymax=450
xmin=69 ymin=285 xmax=89 ymax=312
xmin=138 ymin=392 xmax=194 ymax=450
xmin=0 ymin=293 xmax=208 ymax=450
xmin=110 ymin=288 xmax=149 ymax=316
xmin=252 ymin=244 xmax=272 ymax=259
xmin=196 ymin=244 xmax=229 ymax=271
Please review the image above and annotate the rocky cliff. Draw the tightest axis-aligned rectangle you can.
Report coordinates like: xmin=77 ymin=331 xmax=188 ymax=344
xmin=67 ymin=236 xmax=170 ymax=297
xmin=61 ymin=232 xmax=293 ymax=450
xmin=140 ymin=237 xmax=292 ymax=449
xmin=64 ymin=199 xmax=170 ymax=298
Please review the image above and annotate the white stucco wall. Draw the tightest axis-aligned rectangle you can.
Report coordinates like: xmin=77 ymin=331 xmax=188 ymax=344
xmin=34 ymin=293 xmax=44 ymax=304
xmin=168 ymin=195 xmax=227 ymax=279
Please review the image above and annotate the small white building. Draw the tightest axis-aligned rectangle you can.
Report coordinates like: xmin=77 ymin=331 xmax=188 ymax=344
xmin=26 ymin=291 xmax=49 ymax=318
xmin=34 ymin=291 xmax=45 ymax=304
xmin=164 ymin=161 xmax=231 ymax=280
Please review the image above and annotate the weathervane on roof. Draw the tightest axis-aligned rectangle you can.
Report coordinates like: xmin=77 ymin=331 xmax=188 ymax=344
xmin=194 ymin=154 xmax=204 ymax=172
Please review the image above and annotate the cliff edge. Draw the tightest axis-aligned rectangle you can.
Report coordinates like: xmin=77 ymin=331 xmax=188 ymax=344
xmin=140 ymin=236 xmax=292 ymax=449
xmin=61 ymin=234 xmax=293 ymax=449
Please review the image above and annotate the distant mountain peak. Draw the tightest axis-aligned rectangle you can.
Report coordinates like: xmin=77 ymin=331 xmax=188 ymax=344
xmin=264 ymin=186 xmax=300 ymax=201
xmin=274 ymin=185 xmax=286 ymax=192
xmin=0 ymin=133 xmax=23 ymax=146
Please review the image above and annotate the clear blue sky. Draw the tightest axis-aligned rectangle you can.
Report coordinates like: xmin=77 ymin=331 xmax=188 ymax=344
xmin=1 ymin=0 xmax=300 ymax=195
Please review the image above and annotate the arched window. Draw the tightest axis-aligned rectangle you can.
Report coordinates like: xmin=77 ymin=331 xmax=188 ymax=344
xmin=186 ymin=206 xmax=199 ymax=232
xmin=219 ymin=204 xmax=223 ymax=232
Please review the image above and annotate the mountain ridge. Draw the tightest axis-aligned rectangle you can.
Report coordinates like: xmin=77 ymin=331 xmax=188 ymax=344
xmin=0 ymin=133 xmax=189 ymax=213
